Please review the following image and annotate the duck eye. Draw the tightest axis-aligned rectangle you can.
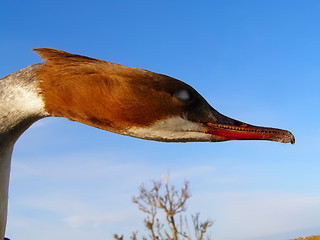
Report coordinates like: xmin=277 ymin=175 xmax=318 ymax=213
xmin=175 ymin=89 xmax=192 ymax=102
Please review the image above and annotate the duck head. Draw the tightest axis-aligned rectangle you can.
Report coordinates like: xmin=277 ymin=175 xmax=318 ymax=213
xmin=34 ymin=48 xmax=295 ymax=144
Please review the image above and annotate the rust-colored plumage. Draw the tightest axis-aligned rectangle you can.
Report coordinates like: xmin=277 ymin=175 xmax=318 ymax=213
xmin=35 ymin=48 xmax=198 ymax=134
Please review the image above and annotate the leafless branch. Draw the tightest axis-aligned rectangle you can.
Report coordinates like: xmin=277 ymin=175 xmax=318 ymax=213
xmin=113 ymin=174 xmax=213 ymax=240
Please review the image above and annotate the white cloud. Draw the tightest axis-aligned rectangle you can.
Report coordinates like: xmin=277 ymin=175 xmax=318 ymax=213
xmin=170 ymin=165 xmax=216 ymax=179
xmin=63 ymin=213 xmax=126 ymax=228
xmin=191 ymin=191 xmax=320 ymax=240
xmin=20 ymin=193 xmax=129 ymax=228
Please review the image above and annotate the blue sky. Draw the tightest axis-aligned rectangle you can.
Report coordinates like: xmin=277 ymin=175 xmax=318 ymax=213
xmin=1 ymin=1 xmax=320 ymax=239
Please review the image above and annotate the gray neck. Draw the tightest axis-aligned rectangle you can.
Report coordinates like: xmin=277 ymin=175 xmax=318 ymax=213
xmin=0 ymin=64 xmax=49 ymax=239
xmin=0 ymin=64 xmax=49 ymax=142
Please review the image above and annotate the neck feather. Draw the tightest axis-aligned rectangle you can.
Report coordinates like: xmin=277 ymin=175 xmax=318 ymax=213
xmin=1 ymin=64 xmax=49 ymax=142
xmin=0 ymin=63 xmax=49 ymax=239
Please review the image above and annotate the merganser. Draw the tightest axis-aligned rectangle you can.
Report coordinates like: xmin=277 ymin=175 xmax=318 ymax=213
xmin=0 ymin=48 xmax=295 ymax=239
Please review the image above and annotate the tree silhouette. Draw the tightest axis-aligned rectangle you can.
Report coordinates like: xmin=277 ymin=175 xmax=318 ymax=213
xmin=114 ymin=175 xmax=213 ymax=240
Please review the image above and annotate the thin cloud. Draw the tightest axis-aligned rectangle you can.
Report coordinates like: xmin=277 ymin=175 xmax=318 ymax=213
xmin=21 ymin=194 xmax=129 ymax=228
xmin=191 ymin=191 xmax=320 ymax=240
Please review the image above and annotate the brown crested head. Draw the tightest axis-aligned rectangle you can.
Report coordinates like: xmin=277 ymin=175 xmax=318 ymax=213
xmin=34 ymin=48 xmax=295 ymax=144
xmin=34 ymin=48 xmax=213 ymax=132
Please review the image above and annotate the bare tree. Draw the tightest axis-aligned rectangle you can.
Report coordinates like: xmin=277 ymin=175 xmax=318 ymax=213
xmin=114 ymin=175 xmax=213 ymax=240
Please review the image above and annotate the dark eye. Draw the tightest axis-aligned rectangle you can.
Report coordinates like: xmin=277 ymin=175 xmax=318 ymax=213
xmin=175 ymin=89 xmax=193 ymax=102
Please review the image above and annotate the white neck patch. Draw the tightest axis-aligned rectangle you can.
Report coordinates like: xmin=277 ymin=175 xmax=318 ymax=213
xmin=0 ymin=64 xmax=49 ymax=139
xmin=125 ymin=117 xmax=212 ymax=142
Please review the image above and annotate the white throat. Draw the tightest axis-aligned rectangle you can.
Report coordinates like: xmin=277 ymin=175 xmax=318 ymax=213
xmin=125 ymin=117 xmax=212 ymax=142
